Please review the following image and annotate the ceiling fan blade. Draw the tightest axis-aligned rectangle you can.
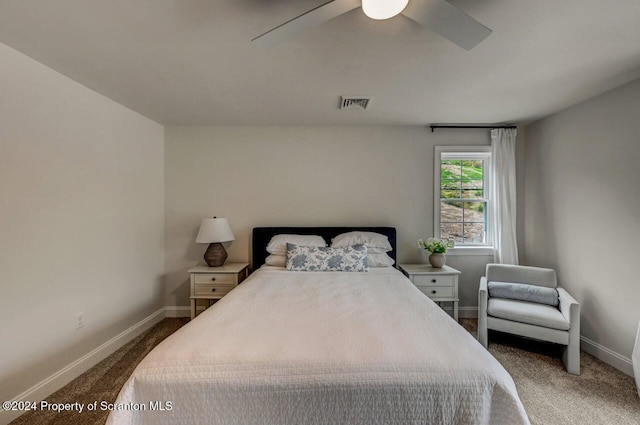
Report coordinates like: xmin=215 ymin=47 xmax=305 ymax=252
xmin=402 ymin=0 xmax=492 ymax=50
xmin=252 ymin=0 xmax=361 ymax=45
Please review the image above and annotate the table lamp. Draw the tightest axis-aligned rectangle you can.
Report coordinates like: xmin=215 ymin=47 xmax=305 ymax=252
xmin=196 ymin=217 xmax=235 ymax=267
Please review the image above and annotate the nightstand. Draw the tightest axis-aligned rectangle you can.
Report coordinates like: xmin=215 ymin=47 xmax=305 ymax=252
xmin=188 ymin=263 xmax=249 ymax=319
xmin=399 ymin=264 xmax=461 ymax=321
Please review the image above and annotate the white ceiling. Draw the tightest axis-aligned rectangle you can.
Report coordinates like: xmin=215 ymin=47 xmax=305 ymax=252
xmin=1 ymin=0 xmax=640 ymax=126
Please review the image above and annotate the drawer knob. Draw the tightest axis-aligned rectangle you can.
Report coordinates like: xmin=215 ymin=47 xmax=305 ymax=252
xmin=432 ymin=279 xmax=436 ymax=283
xmin=211 ymin=288 xmax=216 ymax=292
xmin=431 ymin=290 xmax=437 ymax=294
xmin=211 ymin=277 xmax=216 ymax=282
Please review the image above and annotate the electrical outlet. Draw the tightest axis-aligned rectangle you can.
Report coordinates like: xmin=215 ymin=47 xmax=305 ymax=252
xmin=76 ymin=312 xmax=84 ymax=330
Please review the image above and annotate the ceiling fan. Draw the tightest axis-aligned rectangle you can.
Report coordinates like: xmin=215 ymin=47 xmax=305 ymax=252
xmin=252 ymin=0 xmax=492 ymax=50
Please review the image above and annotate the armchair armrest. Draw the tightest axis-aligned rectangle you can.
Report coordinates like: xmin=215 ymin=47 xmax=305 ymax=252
xmin=558 ymin=287 xmax=581 ymax=374
xmin=478 ymin=277 xmax=489 ymax=347
xmin=557 ymin=287 xmax=579 ymax=325
xmin=479 ymin=276 xmax=488 ymax=308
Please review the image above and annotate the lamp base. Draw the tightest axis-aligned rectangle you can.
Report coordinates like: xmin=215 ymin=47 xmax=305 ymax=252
xmin=204 ymin=242 xmax=228 ymax=267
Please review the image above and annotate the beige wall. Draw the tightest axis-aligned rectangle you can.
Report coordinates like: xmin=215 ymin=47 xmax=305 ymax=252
xmin=164 ymin=126 xmax=506 ymax=309
xmin=524 ymin=78 xmax=640 ymax=363
xmin=0 ymin=43 xmax=165 ymax=403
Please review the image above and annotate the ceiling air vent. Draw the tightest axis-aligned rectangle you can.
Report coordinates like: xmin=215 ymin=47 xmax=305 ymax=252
xmin=340 ymin=96 xmax=371 ymax=110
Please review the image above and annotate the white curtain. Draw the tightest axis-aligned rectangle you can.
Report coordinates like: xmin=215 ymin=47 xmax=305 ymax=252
xmin=490 ymin=128 xmax=519 ymax=264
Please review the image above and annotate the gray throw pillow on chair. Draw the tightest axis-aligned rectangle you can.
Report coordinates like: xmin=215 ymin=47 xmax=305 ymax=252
xmin=488 ymin=281 xmax=559 ymax=306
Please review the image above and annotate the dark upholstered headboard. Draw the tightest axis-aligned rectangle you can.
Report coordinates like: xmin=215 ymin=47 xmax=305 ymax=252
xmin=252 ymin=227 xmax=397 ymax=270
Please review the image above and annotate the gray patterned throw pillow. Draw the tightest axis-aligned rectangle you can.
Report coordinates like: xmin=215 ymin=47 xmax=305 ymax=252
xmin=285 ymin=243 xmax=369 ymax=272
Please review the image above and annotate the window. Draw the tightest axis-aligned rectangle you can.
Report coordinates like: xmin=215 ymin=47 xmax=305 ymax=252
xmin=434 ymin=146 xmax=491 ymax=246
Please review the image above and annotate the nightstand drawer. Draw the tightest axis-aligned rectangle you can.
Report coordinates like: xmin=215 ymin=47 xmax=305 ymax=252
xmin=189 ymin=263 xmax=249 ymax=320
xmin=399 ymin=264 xmax=460 ymax=321
xmin=417 ymin=286 xmax=455 ymax=298
xmin=194 ymin=284 xmax=235 ymax=296
xmin=413 ymin=275 xmax=455 ymax=287
xmin=193 ymin=273 xmax=237 ymax=284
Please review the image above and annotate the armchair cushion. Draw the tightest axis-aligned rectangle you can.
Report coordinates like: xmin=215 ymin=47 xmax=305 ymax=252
xmin=488 ymin=281 xmax=559 ymax=306
xmin=487 ymin=298 xmax=570 ymax=331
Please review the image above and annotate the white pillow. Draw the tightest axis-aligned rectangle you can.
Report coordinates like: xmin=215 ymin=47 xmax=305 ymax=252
xmin=368 ymin=253 xmax=395 ymax=267
xmin=331 ymin=231 xmax=392 ymax=252
xmin=367 ymin=247 xmax=391 ymax=254
xmin=265 ymin=254 xmax=286 ymax=267
xmin=266 ymin=234 xmax=326 ymax=256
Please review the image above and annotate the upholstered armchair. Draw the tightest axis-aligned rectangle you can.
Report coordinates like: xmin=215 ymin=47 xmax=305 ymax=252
xmin=478 ymin=264 xmax=580 ymax=375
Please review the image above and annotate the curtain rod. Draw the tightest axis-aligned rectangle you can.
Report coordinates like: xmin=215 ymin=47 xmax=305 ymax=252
xmin=429 ymin=124 xmax=517 ymax=132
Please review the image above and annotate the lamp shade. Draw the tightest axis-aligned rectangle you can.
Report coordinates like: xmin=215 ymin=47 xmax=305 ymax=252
xmin=362 ymin=0 xmax=409 ymax=20
xmin=196 ymin=218 xmax=235 ymax=243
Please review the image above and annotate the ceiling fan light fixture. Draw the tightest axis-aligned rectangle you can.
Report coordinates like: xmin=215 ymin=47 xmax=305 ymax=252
xmin=362 ymin=0 xmax=409 ymax=20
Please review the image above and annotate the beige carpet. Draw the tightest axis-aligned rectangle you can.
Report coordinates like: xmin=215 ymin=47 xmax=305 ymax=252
xmin=461 ymin=319 xmax=639 ymax=425
xmin=9 ymin=318 xmax=188 ymax=425
xmin=10 ymin=318 xmax=640 ymax=425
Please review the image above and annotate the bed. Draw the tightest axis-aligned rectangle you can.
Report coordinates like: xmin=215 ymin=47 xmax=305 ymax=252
xmin=107 ymin=227 xmax=529 ymax=425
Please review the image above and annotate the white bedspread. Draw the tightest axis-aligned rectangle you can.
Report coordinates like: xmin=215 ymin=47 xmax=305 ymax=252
xmin=107 ymin=267 xmax=529 ymax=425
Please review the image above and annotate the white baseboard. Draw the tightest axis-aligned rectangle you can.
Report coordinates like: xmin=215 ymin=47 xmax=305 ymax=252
xmin=0 ymin=307 xmax=166 ymax=425
xmin=438 ymin=305 xmax=478 ymax=319
xmin=458 ymin=307 xmax=478 ymax=319
xmin=580 ymin=335 xmax=634 ymax=377
xmin=164 ymin=306 xmax=191 ymax=318
xmin=164 ymin=305 xmax=207 ymax=318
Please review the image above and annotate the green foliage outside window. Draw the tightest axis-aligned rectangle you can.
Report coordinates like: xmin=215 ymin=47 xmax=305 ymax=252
xmin=440 ymin=159 xmax=484 ymax=212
